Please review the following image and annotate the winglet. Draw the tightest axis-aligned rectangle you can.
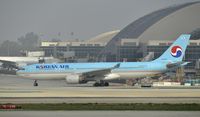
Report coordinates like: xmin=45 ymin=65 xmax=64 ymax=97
xmin=113 ymin=63 xmax=120 ymax=69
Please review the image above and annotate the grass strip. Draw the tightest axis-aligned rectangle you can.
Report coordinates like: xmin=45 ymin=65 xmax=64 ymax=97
xmin=1 ymin=103 xmax=200 ymax=111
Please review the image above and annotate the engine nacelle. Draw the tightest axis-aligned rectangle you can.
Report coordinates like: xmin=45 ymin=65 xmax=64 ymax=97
xmin=104 ymin=73 xmax=120 ymax=80
xmin=65 ymin=74 xmax=87 ymax=84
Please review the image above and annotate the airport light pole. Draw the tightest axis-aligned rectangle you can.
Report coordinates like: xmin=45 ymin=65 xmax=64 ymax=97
xmin=7 ymin=42 xmax=10 ymax=56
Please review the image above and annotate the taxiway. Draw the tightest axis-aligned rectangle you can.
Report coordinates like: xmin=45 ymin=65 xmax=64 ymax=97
xmin=0 ymin=74 xmax=200 ymax=104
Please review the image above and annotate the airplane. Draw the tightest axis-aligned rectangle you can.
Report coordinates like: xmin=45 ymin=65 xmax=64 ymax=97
xmin=0 ymin=56 xmax=61 ymax=70
xmin=16 ymin=34 xmax=191 ymax=86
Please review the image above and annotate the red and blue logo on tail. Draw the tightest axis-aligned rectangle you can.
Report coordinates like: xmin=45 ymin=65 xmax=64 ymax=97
xmin=171 ymin=46 xmax=182 ymax=58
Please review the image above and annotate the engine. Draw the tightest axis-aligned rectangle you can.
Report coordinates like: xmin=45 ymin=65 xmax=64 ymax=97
xmin=104 ymin=73 xmax=120 ymax=80
xmin=65 ymin=74 xmax=87 ymax=84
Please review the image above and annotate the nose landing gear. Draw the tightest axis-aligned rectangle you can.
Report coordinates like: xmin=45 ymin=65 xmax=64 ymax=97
xmin=33 ymin=80 xmax=38 ymax=86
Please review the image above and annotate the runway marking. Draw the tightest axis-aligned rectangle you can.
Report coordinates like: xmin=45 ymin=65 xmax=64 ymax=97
xmin=0 ymin=91 xmax=42 ymax=93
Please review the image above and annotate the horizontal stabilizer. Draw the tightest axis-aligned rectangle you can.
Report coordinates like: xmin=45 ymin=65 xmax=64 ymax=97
xmin=166 ymin=62 xmax=190 ymax=69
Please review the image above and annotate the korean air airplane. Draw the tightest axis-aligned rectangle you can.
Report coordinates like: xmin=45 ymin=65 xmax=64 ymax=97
xmin=17 ymin=34 xmax=191 ymax=86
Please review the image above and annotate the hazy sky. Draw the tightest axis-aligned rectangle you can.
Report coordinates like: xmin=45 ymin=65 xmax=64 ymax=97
xmin=0 ymin=0 xmax=198 ymax=43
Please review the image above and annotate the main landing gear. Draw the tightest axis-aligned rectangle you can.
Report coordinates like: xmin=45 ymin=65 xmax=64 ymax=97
xmin=93 ymin=80 xmax=109 ymax=87
xmin=33 ymin=80 xmax=38 ymax=86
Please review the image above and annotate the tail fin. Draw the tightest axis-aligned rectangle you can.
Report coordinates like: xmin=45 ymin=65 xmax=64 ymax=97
xmin=154 ymin=34 xmax=190 ymax=62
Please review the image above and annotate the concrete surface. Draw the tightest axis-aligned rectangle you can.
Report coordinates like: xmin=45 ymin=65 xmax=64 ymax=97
xmin=0 ymin=74 xmax=200 ymax=103
xmin=1 ymin=111 xmax=200 ymax=117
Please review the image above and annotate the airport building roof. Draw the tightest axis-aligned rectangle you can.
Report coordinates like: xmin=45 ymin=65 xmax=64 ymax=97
xmin=147 ymin=39 xmax=200 ymax=46
xmin=86 ymin=30 xmax=120 ymax=43
xmin=110 ymin=2 xmax=199 ymax=41
xmin=102 ymin=2 xmax=200 ymax=54
xmin=41 ymin=41 xmax=106 ymax=47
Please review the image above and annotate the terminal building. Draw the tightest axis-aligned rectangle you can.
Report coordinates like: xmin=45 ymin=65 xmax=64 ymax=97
xmin=40 ymin=2 xmax=200 ymax=77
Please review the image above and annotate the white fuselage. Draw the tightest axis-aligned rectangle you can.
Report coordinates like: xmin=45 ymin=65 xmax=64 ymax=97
xmin=0 ymin=56 xmax=61 ymax=66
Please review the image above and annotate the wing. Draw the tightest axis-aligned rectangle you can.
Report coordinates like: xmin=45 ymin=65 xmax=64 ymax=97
xmin=0 ymin=60 xmax=18 ymax=69
xmin=0 ymin=60 xmax=16 ymax=65
xmin=75 ymin=63 xmax=120 ymax=79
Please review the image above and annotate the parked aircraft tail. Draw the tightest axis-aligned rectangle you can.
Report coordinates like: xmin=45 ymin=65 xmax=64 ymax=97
xmin=154 ymin=34 xmax=190 ymax=62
